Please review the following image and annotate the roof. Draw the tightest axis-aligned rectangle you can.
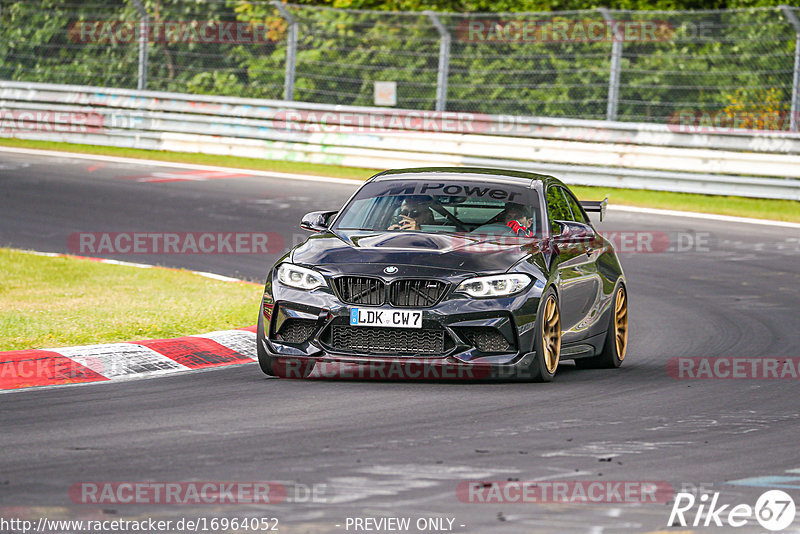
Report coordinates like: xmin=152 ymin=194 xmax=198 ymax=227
xmin=369 ymin=167 xmax=558 ymax=188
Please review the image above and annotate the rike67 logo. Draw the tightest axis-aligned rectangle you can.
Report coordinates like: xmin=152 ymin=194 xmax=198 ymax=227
xmin=669 ymin=490 xmax=796 ymax=531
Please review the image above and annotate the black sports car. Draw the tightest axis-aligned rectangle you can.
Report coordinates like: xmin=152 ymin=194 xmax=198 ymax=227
xmin=257 ymin=167 xmax=628 ymax=381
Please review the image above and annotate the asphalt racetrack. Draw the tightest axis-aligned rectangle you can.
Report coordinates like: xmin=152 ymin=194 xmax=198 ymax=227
xmin=1 ymin=150 xmax=799 ymax=533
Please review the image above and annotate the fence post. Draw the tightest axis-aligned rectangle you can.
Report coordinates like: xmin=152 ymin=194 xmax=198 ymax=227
xmin=130 ymin=0 xmax=148 ymax=91
xmin=781 ymin=5 xmax=800 ymax=132
xmin=272 ymin=1 xmax=297 ymax=102
xmin=598 ymin=8 xmax=622 ymax=122
xmin=425 ymin=11 xmax=450 ymax=112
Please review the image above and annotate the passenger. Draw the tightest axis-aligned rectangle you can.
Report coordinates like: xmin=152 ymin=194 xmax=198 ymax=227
xmin=473 ymin=202 xmax=534 ymax=237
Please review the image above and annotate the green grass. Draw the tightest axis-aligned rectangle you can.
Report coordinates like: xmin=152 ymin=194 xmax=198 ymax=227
xmin=0 ymin=248 xmax=261 ymax=351
xmin=1 ymin=137 xmax=797 ymax=222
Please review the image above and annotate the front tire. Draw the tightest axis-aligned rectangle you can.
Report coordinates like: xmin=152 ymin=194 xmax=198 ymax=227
xmin=528 ymin=288 xmax=561 ymax=382
xmin=575 ymin=283 xmax=628 ymax=369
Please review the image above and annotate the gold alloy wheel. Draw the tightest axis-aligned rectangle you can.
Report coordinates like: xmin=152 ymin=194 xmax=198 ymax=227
xmin=614 ymin=287 xmax=629 ymax=361
xmin=542 ymin=295 xmax=561 ymax=374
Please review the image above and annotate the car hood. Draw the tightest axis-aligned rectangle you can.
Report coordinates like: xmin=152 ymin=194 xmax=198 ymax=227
xmin=290 ymin=230 xmax=543 ymax=276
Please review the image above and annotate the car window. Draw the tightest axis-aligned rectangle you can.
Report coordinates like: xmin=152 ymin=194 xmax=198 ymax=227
xmin=546 ymin=185 xmax=572 ymax=234
xmin=333 ymin=178 xmax=542 ymax=237
xmin=562 ymin=187 xmax=589 ymax=224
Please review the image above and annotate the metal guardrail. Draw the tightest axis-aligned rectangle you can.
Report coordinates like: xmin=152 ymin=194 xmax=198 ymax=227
xmin=1 ymin=81 xmax=799 ymax=200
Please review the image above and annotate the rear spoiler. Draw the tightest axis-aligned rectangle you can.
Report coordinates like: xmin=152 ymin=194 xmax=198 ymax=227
xmin=580 ymin=198 xmax=608 ymax=222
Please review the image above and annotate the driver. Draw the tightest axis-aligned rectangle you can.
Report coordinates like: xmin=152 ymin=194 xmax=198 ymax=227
xmin=388 ymin=196 xmax=434 ymax=231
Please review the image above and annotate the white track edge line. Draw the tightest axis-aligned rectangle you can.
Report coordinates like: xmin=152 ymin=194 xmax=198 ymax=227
xmin=0 ymin=146 xmax=364 ymax=185
xmin=611 ymin=205 xmax=800 ymax=229
xmin=17 ymin=249 xmax=254 ymax=283
xmin=2 ymin=146 xmax=797 ymax=228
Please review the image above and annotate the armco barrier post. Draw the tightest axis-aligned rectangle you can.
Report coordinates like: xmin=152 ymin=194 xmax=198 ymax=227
xmin=272 ymin=1 xmax=297 ymax=102
xmin=598 ymin=8 xmax=622 ymax=122
xmin=425 ymin=11 xmax=451 ymax=112
xmin=781 ymin=5 xmax=800 ymax=132
xmin=130 ymin=0 xmax=149 ymax=91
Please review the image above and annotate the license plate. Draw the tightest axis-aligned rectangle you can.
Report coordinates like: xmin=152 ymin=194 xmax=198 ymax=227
xmin=349 ymin=308 xmax=422 ymax=329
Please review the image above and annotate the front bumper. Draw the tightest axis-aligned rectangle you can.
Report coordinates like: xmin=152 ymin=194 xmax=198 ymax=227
xmin=261 ymin=275 xmax=545 ymax=378
xmin=259 ymin=341 xmax=539 ymax=380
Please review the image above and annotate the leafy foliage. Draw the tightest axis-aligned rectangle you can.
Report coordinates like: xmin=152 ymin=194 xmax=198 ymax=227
xmin=1 ymin=1 xmax=797 ymax=126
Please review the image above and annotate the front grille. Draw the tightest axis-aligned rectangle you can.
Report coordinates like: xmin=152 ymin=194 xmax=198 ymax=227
xmin=334 ymin=276 xmax=447 ymax=308
xmin=275 ymin=318 xmax=317 ymax=344
xmin=334 ymin=277 xmax=385 ymax=305
xmin=330 ymin=325 xmax=445 ymax=355
xmin=389 ymin=279 xmax=447 ymax=307
xmin=461 ymin=327 xmax=513 ymax=352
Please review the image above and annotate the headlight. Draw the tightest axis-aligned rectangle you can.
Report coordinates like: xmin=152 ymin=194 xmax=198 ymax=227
xmin=276 ymin=263 xmax=326 ymax=290
xmin=456 ymin=273 xmax=532 ymax=298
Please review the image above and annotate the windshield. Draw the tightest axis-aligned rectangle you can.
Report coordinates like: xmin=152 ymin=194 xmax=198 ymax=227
xmin=333 ymin=178 xmax=542 ymax=237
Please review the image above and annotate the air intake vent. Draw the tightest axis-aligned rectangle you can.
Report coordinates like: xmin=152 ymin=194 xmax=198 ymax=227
xmin=388 ymin=279 xmax=447 ymax=308
xmin=333 ymin=277 xmax=385 ymax=306
xmin=330 ymin=325 xmax=445 ymax=355
xmin=461 ymin=327 xmax=513 ymax=353
xmin=274 ymin=319 xmax=317 ymax=344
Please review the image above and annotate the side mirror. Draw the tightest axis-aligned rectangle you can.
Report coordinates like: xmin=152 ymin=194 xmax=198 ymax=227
xmin=554 ymin=220 xmax=596 ymax=242
xmin=300 ymin=210 xmax=338 ymax=232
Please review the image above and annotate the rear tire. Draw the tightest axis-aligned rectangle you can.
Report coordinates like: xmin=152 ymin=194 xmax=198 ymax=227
xmin=575 ymin=283 xmax=628 ymax=369
xmin=528 ymin=288 xmax=561 ymax=382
